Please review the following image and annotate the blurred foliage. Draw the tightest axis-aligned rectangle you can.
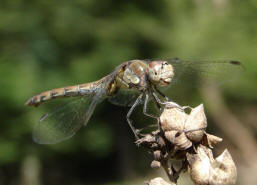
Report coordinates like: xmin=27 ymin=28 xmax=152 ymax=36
xmin=0 ymin=0 xmax=256 ymax=184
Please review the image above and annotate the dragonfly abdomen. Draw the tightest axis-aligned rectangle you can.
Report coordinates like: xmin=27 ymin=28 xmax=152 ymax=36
xmin=26 ymin=81 xmax=101 ymax=107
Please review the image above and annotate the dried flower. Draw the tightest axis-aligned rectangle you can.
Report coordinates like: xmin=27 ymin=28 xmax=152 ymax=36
xmin=136 ymin=103 xmax=236 ymax=185
xmin=160 ymin=107 xmax=187 ymax=132
xmin=187 ymin=145 xmax=213 ymax=185
xmin=209 ymin=149 xmax=237 ymax=185
xmin=184 ymin=104 xmax=207 ymax=143
xmin=187 ymin=145 xmax=237 ymax=185
xmin=160 ymin=104 xmax=207 ymax=150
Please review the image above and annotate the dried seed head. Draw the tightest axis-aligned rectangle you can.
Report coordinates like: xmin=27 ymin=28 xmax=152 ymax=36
xmin=160 ymin=107 xmax=187 ymax=132
xmin=210 ymin=149 xmax=237 ymax=185
xmin=187 ymin=145 xmax=212 ymax=185
xmin=185 ymin=104 xmax=207 ymax=143
xmin=187 ymin=145 xmax=237 ymax=185
xmin=151 ymin=160 xmax=161 ymax=169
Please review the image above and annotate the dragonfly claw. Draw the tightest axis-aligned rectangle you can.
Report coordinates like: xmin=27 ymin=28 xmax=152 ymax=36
xmin=181 ymin=105 xmax=193 ymax=111
xmin=164 ymin=102 xmax=193 ymax=112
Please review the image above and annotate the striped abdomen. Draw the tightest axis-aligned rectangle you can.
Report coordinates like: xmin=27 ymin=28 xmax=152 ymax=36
xmin=25 ymin=79 xmax=106 ymax=107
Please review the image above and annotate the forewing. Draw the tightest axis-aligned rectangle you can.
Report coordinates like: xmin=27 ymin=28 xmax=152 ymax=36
xmin=108 ymin=89 xmax=142 ymax=107
xmin=33 ymin=94 xmax=104 ymax=144
xmin=169 ymin=59 xmax=244 ymax=86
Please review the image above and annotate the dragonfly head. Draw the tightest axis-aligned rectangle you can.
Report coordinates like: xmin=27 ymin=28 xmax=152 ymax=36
xmin=148 ymin=61 xmax=174 ymax=86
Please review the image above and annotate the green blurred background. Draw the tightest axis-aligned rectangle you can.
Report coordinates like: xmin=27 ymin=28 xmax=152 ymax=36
xmin=0 ymin=0 xmax=256 ymax=185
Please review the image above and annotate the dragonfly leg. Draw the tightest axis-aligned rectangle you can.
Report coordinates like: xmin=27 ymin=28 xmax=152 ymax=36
xmin=152 ymin=92 xmax=185 ymax=110
xmin=143 ymin=93 xmax=159 ymax=119
xmin=136 ymin=124 xmax=158 ymax=134
xmin=154 ymin=85 xmax=169 ymax=101
xmin=126 ymin=94 xmax=143 ymax=140
xmin=152 ymin=91 xmax=168 ymax=106
xmin=165 ymin=101 xmax=193 ymax=111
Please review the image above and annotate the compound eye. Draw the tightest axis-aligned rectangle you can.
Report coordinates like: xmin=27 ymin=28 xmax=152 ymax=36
xmin=161 ymin=61 xmax=167 ymax=68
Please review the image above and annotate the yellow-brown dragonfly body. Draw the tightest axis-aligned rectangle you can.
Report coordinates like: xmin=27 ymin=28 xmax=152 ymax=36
xmin=26 ymin=60 xmax=172 ymax=106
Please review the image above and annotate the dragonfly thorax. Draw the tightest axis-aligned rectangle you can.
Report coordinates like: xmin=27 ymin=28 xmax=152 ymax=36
xmin=120 ymin=60 xmax=148 ymax=91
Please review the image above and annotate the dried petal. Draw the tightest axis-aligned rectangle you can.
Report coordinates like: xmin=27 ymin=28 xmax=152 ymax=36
xmin=187 ymin=145 xmax=212 ymax=185
xmin=160 ymin=107 xmax=187 ymax=132
xmin=210 ymin=149 xmax=237 ymax=185
xmin=136 ymin=134 xmax=156 ymax=147
xmin=185 ymin=104 xmax=207 ymax=143
xmin=202 ymin=133 xmax=223 ymax=148
xmin=187 ymin=145 xmax=236 ymax=185
xmin=174 ymin=132 xmax=192 ymax=150
xmin=164 ymin=130 xmax=178 ymax=144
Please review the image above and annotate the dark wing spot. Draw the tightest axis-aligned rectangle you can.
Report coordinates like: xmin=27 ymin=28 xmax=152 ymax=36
xmin=230 ymin=60 xmax=241 ymax=65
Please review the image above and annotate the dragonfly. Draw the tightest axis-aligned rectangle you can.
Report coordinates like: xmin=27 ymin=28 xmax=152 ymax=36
xmin=26 ymin=59 xmax=242 ymax=144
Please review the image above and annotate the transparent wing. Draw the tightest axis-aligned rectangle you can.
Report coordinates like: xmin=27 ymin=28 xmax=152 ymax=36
xmin=108 ymin=89 xmax=142 ymax=107
xmin=169 ymin=58 xmax=244 ymax=86
xmin=33 ymin=94 xmax=105 ymax=144
xmin=155 ymin=59 xmax=244 ymax=101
